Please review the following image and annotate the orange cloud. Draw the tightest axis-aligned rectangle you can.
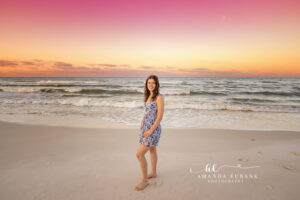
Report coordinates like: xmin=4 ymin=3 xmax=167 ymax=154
xmin=0 ymin=59 xmax=299 ymax=77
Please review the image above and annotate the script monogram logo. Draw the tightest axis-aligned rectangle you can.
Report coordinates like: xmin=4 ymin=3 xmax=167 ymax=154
xmin=190 ymin=163 xmax=260 ymax=174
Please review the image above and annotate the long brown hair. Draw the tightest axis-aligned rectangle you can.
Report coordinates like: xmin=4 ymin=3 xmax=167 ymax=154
xmin=144 ymin=75 xmax=160 ymax=103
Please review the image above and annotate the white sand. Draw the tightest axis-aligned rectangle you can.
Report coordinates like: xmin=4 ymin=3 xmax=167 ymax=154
xmin=0 ymin=120 xmax=299 ymax=200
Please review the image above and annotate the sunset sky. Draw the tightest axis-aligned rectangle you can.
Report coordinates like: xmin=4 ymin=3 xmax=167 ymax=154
xmin=0 ymin=0 xmax=299 ymax=77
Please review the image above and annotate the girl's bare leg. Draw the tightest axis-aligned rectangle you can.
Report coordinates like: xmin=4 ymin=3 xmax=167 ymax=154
xmin=148 ymin=146 xmax=157 ymax=178
xmin=135 ymin=144 xmax=150 ymax=190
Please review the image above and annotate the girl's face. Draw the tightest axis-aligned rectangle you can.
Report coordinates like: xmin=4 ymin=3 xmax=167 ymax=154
xmin=147 ymin=78 xmax=156 ymax=92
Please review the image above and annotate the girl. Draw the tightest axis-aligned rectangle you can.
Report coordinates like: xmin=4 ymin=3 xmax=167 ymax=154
xmin=135 ymin=75 xmax=165 ymax=191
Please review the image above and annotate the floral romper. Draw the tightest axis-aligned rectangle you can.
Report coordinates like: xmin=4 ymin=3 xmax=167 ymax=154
xmin=139 ymin=94 xmax=164 ymax=147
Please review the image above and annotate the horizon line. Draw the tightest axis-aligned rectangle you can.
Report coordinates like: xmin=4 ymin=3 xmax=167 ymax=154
xmin=0 ymin=76 xmax=299 ymax=78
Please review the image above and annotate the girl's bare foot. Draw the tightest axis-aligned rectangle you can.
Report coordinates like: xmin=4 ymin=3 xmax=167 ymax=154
xmin=147 ymin=172 xmax=157 ymax=179
xmin=135 ymin=180 xmax=149 ymax=191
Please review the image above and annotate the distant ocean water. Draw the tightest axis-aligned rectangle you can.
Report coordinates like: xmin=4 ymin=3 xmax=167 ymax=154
xmin=0 ymin=77 xmax=300 ymax=131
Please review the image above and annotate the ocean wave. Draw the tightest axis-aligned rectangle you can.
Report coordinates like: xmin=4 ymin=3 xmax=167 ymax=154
xmin=174 ymin=81 xmax=191 ymax=85
xmin=0 ymin=83 xmax=123 ymax=88
xmin=1 ymin=96 xmax=299 ymax=113
xmin=237 ymin=91 xmax=300 ymax=97
xmin=0 ymin=98 xmax=144 ymax=108
xmin=231 ymin=97 xmax=276 ymax=103
xmin=0 ymin=87 xmax=215 ymax=96
xmin=166 ymin=103 xmax=300 ymax=113
xmin=165 ymin=103 xmax=254 ymax=112
xmin=190 ymin=91 xmax=227 ymax=96
xmin=36 ymin=80 xmax=106 ymax=84
xmin=0 ymin=87 xmax=142 ymax=94
xmin=74 ymin=88 xmax=141 ymax=94
xmin=61 ymin=94 xmax=112 ymax=98
xmin=293 ymin=86 xmax=300 ymax=91
xmin=261 ymin=86 xmax=281 ymax=89
xmin=261 ymin=81 xmax=278 ymax=83
xmin=40 ymin=88 xmax=67 ymax=93
xmin=40 ymin=88 xmax=142 ymax=95
xmin=290 ymin=99 xmax=300 ymax=103
xmin=148 ymin=90 xmax=227 ymax=96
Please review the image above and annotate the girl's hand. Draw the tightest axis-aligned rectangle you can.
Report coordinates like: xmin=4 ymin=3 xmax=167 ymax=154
xmin=143 ymin=130 xmax=152 ymax=138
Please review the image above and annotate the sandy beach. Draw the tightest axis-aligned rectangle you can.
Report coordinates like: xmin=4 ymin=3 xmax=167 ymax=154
xmin=0 ymin=120 xmax=300 ymax=200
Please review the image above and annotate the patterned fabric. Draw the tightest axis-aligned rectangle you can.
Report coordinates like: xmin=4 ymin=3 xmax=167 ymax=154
xmin=139 ymin=94 xmax=164 ymax=147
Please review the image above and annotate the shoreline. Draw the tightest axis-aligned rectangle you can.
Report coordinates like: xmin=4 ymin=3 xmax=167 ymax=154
xmin=1 ymin=118 xmax=299 ymax=133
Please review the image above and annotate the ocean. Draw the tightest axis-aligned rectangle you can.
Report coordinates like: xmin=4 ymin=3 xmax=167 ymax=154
xmin=0 ymin=77 xmax=299 ymax=131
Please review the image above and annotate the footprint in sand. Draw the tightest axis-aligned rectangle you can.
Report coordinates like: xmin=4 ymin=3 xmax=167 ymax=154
xmin=276 ymin=162 xmax=295 ymax=170
xmin=289 ymin=152 xmax=300 ymax=156
xmin=149 ymin=178 xmax=163 ymax=186
xmin=272 ymin=158 xmax=295 ymax=170
xmin=265 ymin=184 xmax=273 ymax=190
